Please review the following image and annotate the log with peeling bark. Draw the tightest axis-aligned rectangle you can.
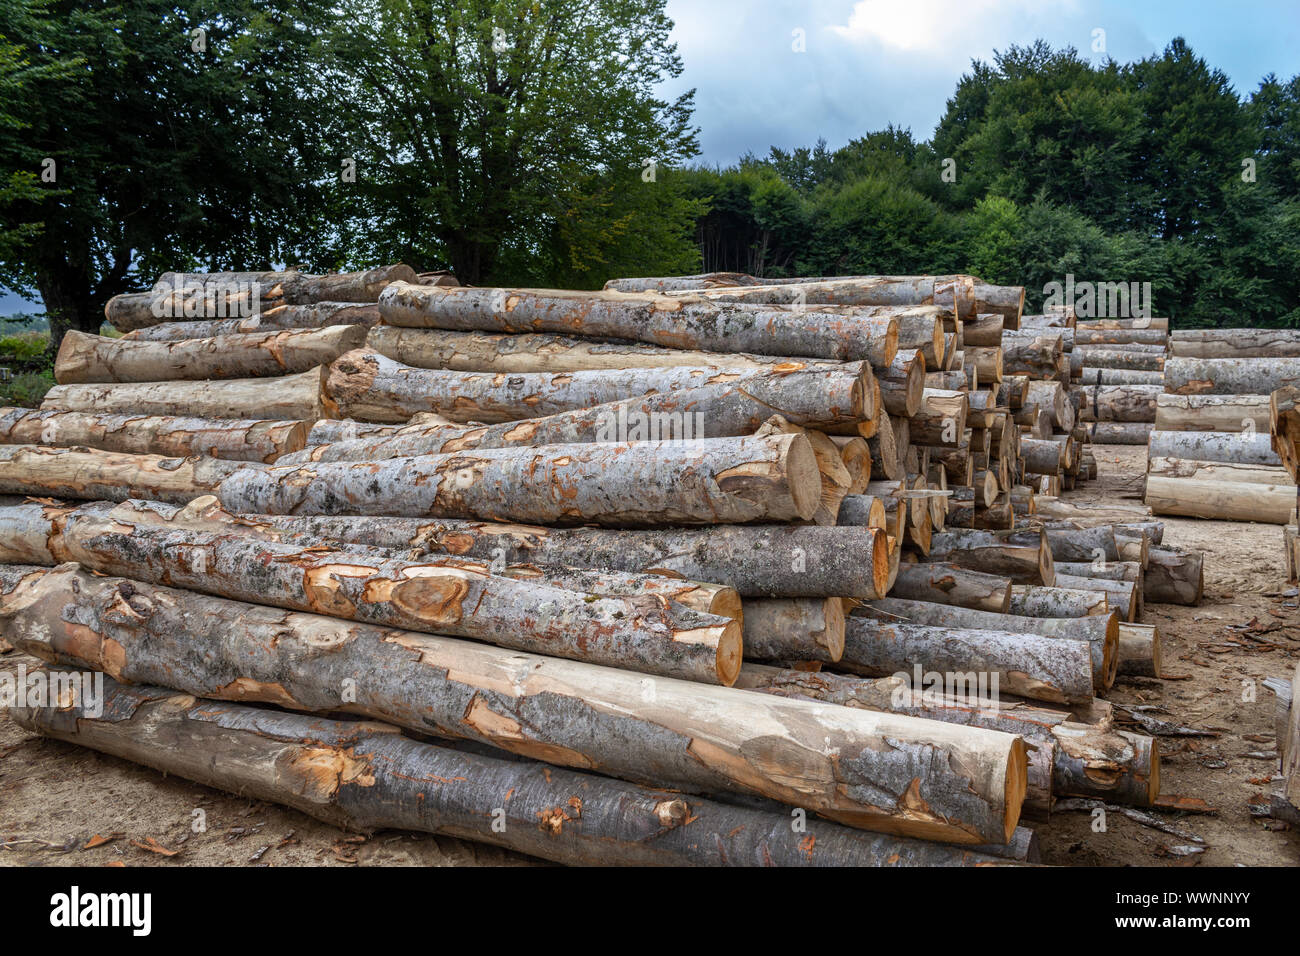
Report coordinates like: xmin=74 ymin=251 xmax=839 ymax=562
xmin=1009 ymin=585 xmax=1109 ymax=618
xmin=839 ymin=616 xmax=1097 ymax=704
xmin=655 ymin=275 xmax=977 ymax=317
xmin=737 ymin=665 xmax=1156 ymax=806
xmin=1157 ymin=393 xmax=1270 ymax=433
xmin=1078 ymin=385 xmax=1160 ymax=423
xmin=39 ymin=508 xmax=743 ymax=683
xmin=1005 ymin=525 xmax=1120 ymax=564
xmin=367 ymin=325 xmax=816 ymax=374
xmin=1116 ymin=623 xmax=1161 ymax=678
xmin=1142 ymin=546 xmax=1205 ymax=606
xmin=0 ymin=408 xmax=307 ymax=462
xmin=965 ymin=346 xmax=1003 ymax=384
xmin=41 ymin=366 xmax=330 ymax=420
xmin=962 ymin=314 xmax=1004 ymax=348
xmin=1145 ymin=474 xmax=1297 ymax=524
xmin=1021 ymin=438 xmax=1063 ymax=476
xmin=152 ymin=265 xmax=417 ymax=303
xmin=889 ymin=562 xmax=1011 ymax=613
xmin=1073 ymin=328 xmax=1169 ymax=347
xmin=855 ymin=598 xmax=1117 ymax=690
xmin=879 ymin=349 xmax=926 ymax=417
xmin=1077 ymin=367 xmax=1165 ymax=386
xmin=122 ymin=302 xmax=382 ymax=341
xmin=1053 ymin=572 xmax=1138 ymax=622
xmin=896 ymin=313 xmax=944 ymax=368
xmin=755 ymin=418 xmax=850 ymax=526
xmin=1070 ymin=348 xmax=1165 ymax=374
xmin=1055 ymin=560 xmax=1143 ymax=586
xmin=1086 ymin=422 xmax=1153 ymax=445
xmin=836 ymin=493 xmax=888 ymax=532
xmin=1169 ymin=328 xmax=1300 ymax=359
xmin=55 ymin=326 xmax=368 ymax=384
xmin=498 ymin=565 xmax=742 ymax=625
xmin=11 ymin=669 xmax=1025 ymax=867
xmin=1001 ymin=334 xmax=1061 ymax=377
xmin=1147 ymin=457 xmax=1292 ymax=487
xmin=1165 ymin=357 xmax=1300 ymax=396
xmin=928 ymin=528 xmax=1054 ymax=584
xmin=379 ymin=282 xmax=902 ymax=365
xmin=1075 ymin=317 xmax=1169 ymax=331
xmin=1270 ymin=386 xmax=1300 ymax=482
xmin=0 ymin=445 xmax=250 ymax=503
xmin=2 ymin=566 xmax=1026 ymax=844
xmin=307 ymin=419 xmax=402 ymax=444
xmin=1147 ymin=429 xmax=1280 ymax=466
xmin=742 ymin=597 xmax=846 ymax=663
xmin=909 ymin=388 xmax=967 ymax=447
xmin=221 ymin=434 xmax=822 ymax=526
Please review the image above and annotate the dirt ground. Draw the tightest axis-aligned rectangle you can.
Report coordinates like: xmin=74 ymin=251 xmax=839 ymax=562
xmin=2 ymin=445 xmax=1298 ymax=867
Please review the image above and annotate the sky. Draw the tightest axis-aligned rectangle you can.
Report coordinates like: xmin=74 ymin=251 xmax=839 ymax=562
xmin=664 ymin=0 xmax=1300 ymax=165
xmin=6 ymin=0 xmax=1298 ymax=314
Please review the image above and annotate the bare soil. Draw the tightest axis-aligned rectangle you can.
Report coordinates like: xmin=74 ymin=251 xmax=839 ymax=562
xmin=1 ymin=444 xmax=1298 ymax=867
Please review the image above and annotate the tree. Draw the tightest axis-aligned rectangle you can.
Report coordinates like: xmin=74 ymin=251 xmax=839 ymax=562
xmin=316 ymin=0 xmax=698 ymax=285
xmin=0 ymin=0 xmax=331 ymax=352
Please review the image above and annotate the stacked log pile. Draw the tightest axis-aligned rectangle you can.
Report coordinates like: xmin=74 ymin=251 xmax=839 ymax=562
xmin=1067 ymin=316 xmax=1169 ymax=445
xmin=0 ymin=267 xmax=1178 ymax=866
xmin=1143 ymin=334 xmax=1299 ymax=524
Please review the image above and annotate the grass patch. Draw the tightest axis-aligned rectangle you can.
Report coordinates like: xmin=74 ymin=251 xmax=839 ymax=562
xmin=0 ymin=369 xmax=54 ymax=408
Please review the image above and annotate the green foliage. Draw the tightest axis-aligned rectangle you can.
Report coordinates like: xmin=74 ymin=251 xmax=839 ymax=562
xmin=0 ymin=370 xmax=54 ymax=408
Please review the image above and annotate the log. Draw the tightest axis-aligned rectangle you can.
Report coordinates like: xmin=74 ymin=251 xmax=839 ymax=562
xmin=1143 ymin=546 xmax=1204 ymax=605
xmin=879 ymin=349 xmax=926 ymax=418
xmin=43 ymin=508 xmax=743 ymax=683
xmin=756 ymin=418 xmax=850 ymax=526
xmin=742 ymin=598 xmax=846 ymax=663
xmin=122 ymin=302 xmax=381 ymax=341
xmin=367 ymin=325 xmax=812 ymax=374
xmin=11 ymin=668 xmax=1022 ymax=867
xmin=1053 ymin=572 xmax=1138 ymax=622
xmin=1077 ymin=367 xmax=1165 ymax=386
xmin=0 ymin=408 xmax=307 ymax=463
xmin=379 ymin=282 xmax=902 ymax=365
xmin=1009 ymin=585 xmax=1109 ymax=618
xmin=737 ymin=665 xmax=1156 ymax=806
xmin=1070 ymin=348 xmax=1165 ymax=373
xmin=971 ymin=283 xmax=1024 ymax=327
xmin=925 ymin=370 xmax=968 ymax=391
xmin=895 ymin=313 xmax=944 ymax=368
xmin=1169 ymin=328 xmax=1300 ymax=358
xmin=1075 ymin=317 xmax=1169 ymax=331
xmin=54 ymin=326 xmax=367 ymax=384
xmin=867 ymin=411 xmax=903 ymax=481
xmin=839 ymin=616 xmax=1097 ymax=705
xmin=307 ymin=419 xmax=401 ymax=443
xmin=1021 ymin=438 xmax=1063 ymax=476
xmin=832 ymin=437 xmax=872 ymax=494
xmin=965 ymin=346 xmax=1004 ymax=384
xmin=928 ymin=528 xmax=1054 ymax=584
xmin=41 ymin=366 xmax=330 ymax=420
xmin=0 ymin=445 xmax=249 ymax=503
xmin=962 ymin=313 xmax=1004 ymax=348
xmin=2 ymin=566 xmax=1026 ymax=844
xmin=1270 ymin=386 xmax=1300 ymax=482
xmin=1116 ymin=623 xmax=1161 ymax=678
xmin=1164 ymin=357 xmax=1300 ymax=396
xmin=889 ymin=563 xmax=1011 ymax=613
xmin=1145 ymin=474 xmax=1297 ymax=524
xmin=603 ymin=272 xmax=759 ymax=292
xmin=1006 ymin=525 xmax=1120 ymax=564
xmin=1147 ymin=456 xmax=1292 ymax=486
xmin=1156 ymin=393 xmax=1270 ymax=432
xmin=1056 ymin=560 xmax=1143 ymax=584
xmin=498 ymin=564 xmax=742 ymax=623
xmin=1073 ymin=328 xmax=1169 ymax=347
xmin=1147 ymin=430 xmax=1281 ymax=466
xmin=909 ymin=388 xmax=967 ymax=447
xmin=661 ymin=275 xmax=977 ymax=317
xmin=836 ymin=494 xmax=887 ymax=531
xmin=856 ymin=597 xmax=1117 ymax=690
xmin=1001 ymin=335 xmax=1060 ymax=377
xmin=1086 ymin=422 xmax=1153 ymax=445
xmin=1284 ymin=661 xmax=1300 ymax=810
xmin=1078 ymin=385 xmax=1160 ymax=423
xmin=1024 ymin=380 xmax=1068 ymax=428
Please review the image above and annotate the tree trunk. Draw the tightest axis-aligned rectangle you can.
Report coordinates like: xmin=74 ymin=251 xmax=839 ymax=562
xmin=0 ymin=408 xmax=306 ymax=462
xmin=879 ymin=349 xmax=926 ymax=417
xmin=1070 ymin=348 xmax=1165 ymax=374
xmin=908 ymin=388 xmax=966 ymax=447
xmin=1052 ymin=572 xmax=1138 ymax=622
xmin=1005 ymin=525 xmax=1120 ymax=563
xmin=1077 ymin=385 xmax=1160 ymax=423
xmin=649 ymin=275 xmax=977 ymax=316
xmin=1145 ymin=475 xmax=1297 ymax=524
xmin=1169 ymin=328 xmax=1300 ymax=358
xmin=1001 ymin=335 xmax=1061 ymax=377
xmin=1156 ymin=393 xmax=1270 ymax=432
xmin=1116 ymin=623 xmax=1161 ymax=678
xmin=41 ymin=366 xmax=330 ymax=420
xmin=0 ymin=444 xmax=249 ymax=503
xmin=1143 ymin=546 xmax=1204 ymax=605
xmin=55 ymin=326 xmax=367 ymax=384
xmin=1085 ymin=422 xmax=1153 ymax=444
xmin=221 ymin=434 xmax=822 ymax=526
xmin=1073 ymin=328 xmax=1169 ymax=347
xmin=11 ymin=668 xmax=1024 ymax=867
xmin=1076 ymin=367 xmax=1165 ymax=386
xmin=928 ymin=528 xmax=1054 ymax=584
xmin=741 ymin=597 xmax=846 ymax=663
xmin=3 ymin=566 xmax=1026 ymax=845
xmin=867 ymin=411 xmax=903 ymax=480
xmin=1020 ymin=438 xmax=1063 ymax=476
xmin=839 ymin=617 xmax=1097 ymax=705
xmin=889 ymin=562 xmax=1011 ymax=613
xmin=831 ymin=436 xmax=872 ymax=494
xmin=1147 ymin=429 xmax=1280 ymax=466
xmin=1164 ymin=357 xmax=1300 ymax=396
xmin=962 ymin=313 xmax=1004 ymax=348
xmin=1075 ymin=317 xmax=1169 ymax=331
xmin=379 ymin=282 xmax=902 ymax=365
xmin=895 ymin=314 xmax=944 ymax=368
xmin=122 ymin=302 xmax=381 ymax=342
xmin=602 ymin=273 xmax=760 ymax=292
xmin=1008 ymin=585 xmax=1109 ymax=618
xmin=965 ymin=346 xmax=1004 ymax=384
xmin=836 ymin=493 xmax=888 ymax=531
xmin=1147 ymin=456 xmax=1292 ymax=486
xmin=1270 ymin=386 xmax=1300 ymax=482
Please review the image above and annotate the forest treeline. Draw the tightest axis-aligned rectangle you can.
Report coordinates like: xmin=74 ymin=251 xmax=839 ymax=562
xmin=3 ymin=1 xmax=1298 ymax=351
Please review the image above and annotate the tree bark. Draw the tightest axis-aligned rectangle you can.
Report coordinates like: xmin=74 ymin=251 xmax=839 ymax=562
xmin=741 ymin=597 xmax=846 ymax=663
xmin=908 ymin=388 xmax=966 ymax=447
xmin=1078 ymin=385 xmax=1160 ymax=423
xmin=220 ymin=434 xmax=822 ymax=526
xmin=122 ymin=302 xmax=381 ymax=342
xmin=1147 ymin=429 xmax=1281 ymax=466
xmin=1165 ymin=357 xmax=1300 ymax=396
xmin=839 ymin=617 xmax=1097 ymax=704
xmin=889 ymin=562 xmax=1011 ymax=613
xmin=0 ymin=445 xmax=250 ymax=503
xmin=1073 ymin=328 xmax=1169 ymax=347
xmin=1052 ymin=572 xmax=1138 ymax=622
xmin=1021 ymin=438 xmax=1063 ymax=476
xmin=1070 ymin=348 xmax=1165 ymax=374
xmin=55 ymin=326 xmax=367 ymax=384
xmin=879 ymin=349 xmax=926 ymax=417
xmin=41 ymin=366 xmax=330 ymax=420
xmin=1142 ymin=546 xmax=1204 ymax=605
xmin=1145 ymin=473 xmax=1297 ymax=524
xmin=307 ymin=419 xmax=403 ymax=444
xmin=1076 ymin=367 xmax=1165 ymax=386
xmin=1270 ymin=386 xmax=1300 ymax=482
xmin=1008 ymin=585 xmax=1109 ymax=618
xmin=3 ymin=566 xmax=1026 ymax=844
xmin=1169 ymin=328 xmax=1300 ymax=358
xmin=1085 ymin=422 xmax=1153 ymax=444
xmin=1116 ymin=623 xmax=1161 ymax=678
xmin=1156 ymin=393 xmax=1270 ymax=432
xmin=379 ymin=282 xmax=902 ymax=365
xmin=962 ymin=314 xmax=1004 ymax=348
xmin=0 ymin=408 xmax=306 ymax=462
xmin=11 ymin=668 xmax=1025 ymax=867
xmin=928 ymin=528 xmax=1054 ymax=584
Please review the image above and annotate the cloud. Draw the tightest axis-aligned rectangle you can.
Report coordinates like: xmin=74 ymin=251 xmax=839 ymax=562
xmin=830 ymin=0 xmax=1080 ymax=53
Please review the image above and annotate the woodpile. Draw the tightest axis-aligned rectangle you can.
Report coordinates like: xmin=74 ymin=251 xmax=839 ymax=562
xmin=0 ymin=266 xmax=1177 ymax=867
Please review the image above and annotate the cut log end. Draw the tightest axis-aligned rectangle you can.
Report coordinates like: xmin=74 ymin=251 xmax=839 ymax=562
xmin=787 ymin=435 xmax=823 ymax=521
xmin=716 ymin=619 xmax=744 ymax=686
xmin=1004 ymin=738 xmax=1029 ymax=842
